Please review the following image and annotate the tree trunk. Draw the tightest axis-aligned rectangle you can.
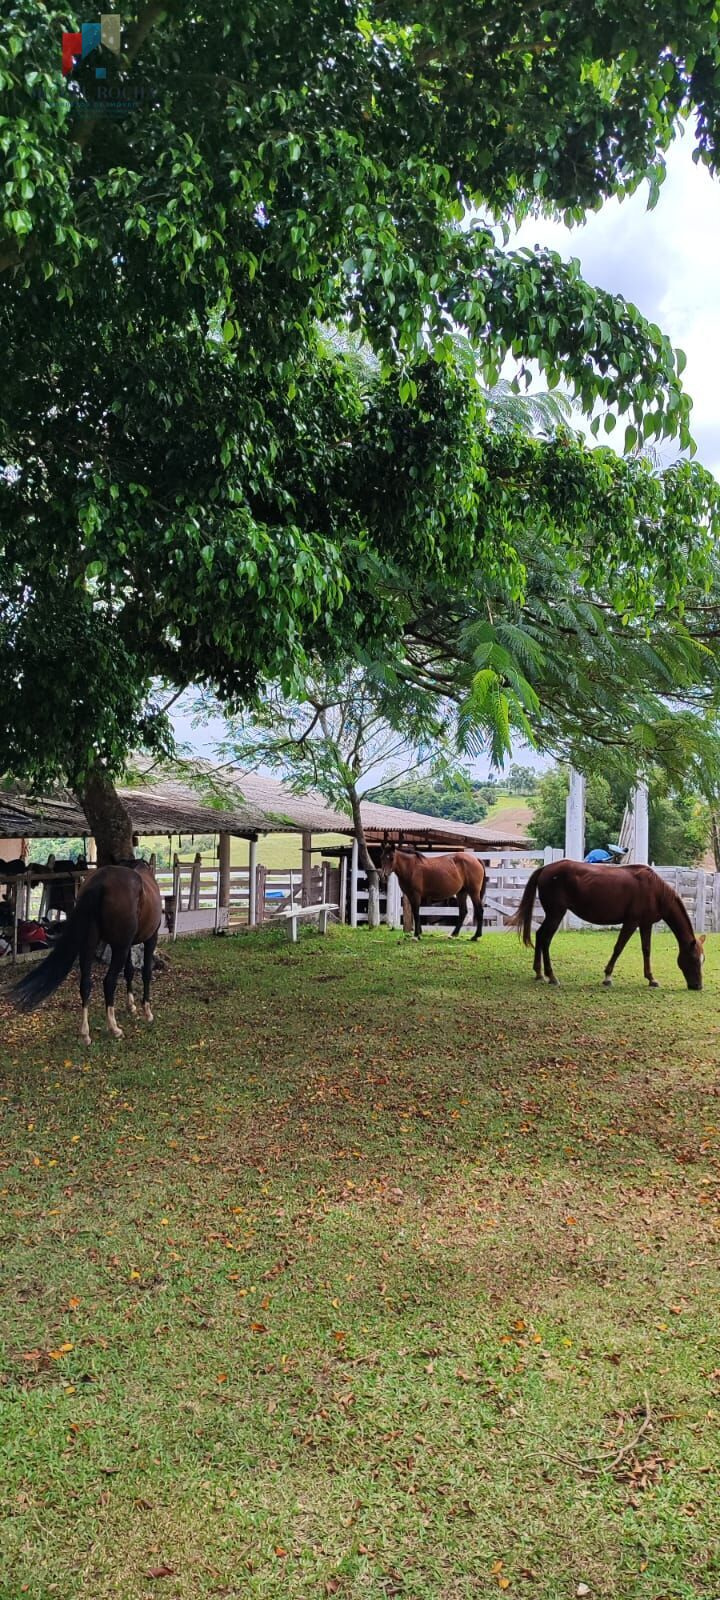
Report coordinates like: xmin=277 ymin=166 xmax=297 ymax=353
xmin=349 ymin=786 xmax=381 ymax=929
xmin=75 ymin=762 xmax=135 ymax=865
xmin=712 ymin=809 xmax=720 ymax=872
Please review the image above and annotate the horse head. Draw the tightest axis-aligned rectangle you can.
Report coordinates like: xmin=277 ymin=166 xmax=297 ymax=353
xmin=378 ymin=841 xmax=397 ymax=886
xmin=678 ymin=932 xmax=706 ymax=990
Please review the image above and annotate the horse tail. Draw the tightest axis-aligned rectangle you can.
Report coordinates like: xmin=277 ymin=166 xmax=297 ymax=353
xmin=11 ymin=879 xmax=102 ymax=1013
xmin=508 ymin=865 xmax=544 ymax=947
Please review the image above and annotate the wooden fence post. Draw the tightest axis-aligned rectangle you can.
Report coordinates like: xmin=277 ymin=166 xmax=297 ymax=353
xmin=350 ymin=838 xmax=359 ymax=929
xmin=339 ymin=853 xmax=348 ymax=923
xmin=695 ymin=869 xmax=707 ymax=933
xmin=255 ymin=863 xmax=266 ymax=926
xmin=712 ymin=873 xmax=720 ymax=935
xmin=386 ymin=872 xmax=401 ymax=929
xmin=301 ymin=831 xmax=312 ymax=907
xmin=218 ymin=831 xmax=231 ymax=909
xmin=248 ymin=838 xmax=258 ymax=925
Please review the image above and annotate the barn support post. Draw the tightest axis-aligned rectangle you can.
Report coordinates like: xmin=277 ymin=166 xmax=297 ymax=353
xmin=172 ymin=854 xmax=180 ymax=941
xmin=631 ymin=781 xmax=649 ymax=865
xmin=350 ymin=837 xmax=359 ymax=928
xmin=218 ymin=831 xmax=231 ymax=908
xmin=301 ymin=831 xmax=312 ymax=907
xmin=248 ymin=837 xmax=258 ymax=926
xmin=188 ymin=851 xmax=202 ymax=910
xmin=564 ymin=768 xmax=585 ymax=930
xmin=564 ymin=768 xmax=585 ymax=860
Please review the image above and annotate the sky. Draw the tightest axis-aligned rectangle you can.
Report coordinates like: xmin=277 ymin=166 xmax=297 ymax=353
xmin=173 ymin=138 xmax=720 ymax=778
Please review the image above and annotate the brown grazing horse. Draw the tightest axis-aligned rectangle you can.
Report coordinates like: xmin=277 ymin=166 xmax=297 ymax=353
xmin=510 ymin=859 xmax=705 ymax=989
xmin=12 ymin=863 xmax=162 ymax=1043
xmin=380 ymin=843 xmax=486 ymax=939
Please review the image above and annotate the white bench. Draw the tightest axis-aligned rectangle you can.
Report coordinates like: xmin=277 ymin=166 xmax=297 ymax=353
xmin=274 ymin=902 xmax=339 ymax=942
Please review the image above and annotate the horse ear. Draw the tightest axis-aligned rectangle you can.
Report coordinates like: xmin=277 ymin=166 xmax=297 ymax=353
xmin=698 ymin=933 xmax=707 ymax=946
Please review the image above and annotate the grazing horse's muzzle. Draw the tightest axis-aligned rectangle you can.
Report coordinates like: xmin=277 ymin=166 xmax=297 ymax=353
xmin=678 ymin=941 xmax=704 ymax=990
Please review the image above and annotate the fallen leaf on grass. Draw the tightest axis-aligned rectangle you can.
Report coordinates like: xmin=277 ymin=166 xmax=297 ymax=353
xmin=145 ymin=1565 xmax=175 ymax=1580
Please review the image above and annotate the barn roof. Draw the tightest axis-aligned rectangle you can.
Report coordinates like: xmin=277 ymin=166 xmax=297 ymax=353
xmin=0 ymin=765 xmax=530 ymax=850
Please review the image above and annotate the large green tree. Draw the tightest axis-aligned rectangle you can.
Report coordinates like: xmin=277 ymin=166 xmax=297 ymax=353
xmin=3 ymin=3 xmax=720 ymax=856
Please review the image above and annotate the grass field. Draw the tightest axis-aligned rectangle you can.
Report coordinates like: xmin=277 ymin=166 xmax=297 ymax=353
xmin=2 ymin=927 xmax=719 ymax=1599
xmin=483 ymin=794 xmax=535 ymax=837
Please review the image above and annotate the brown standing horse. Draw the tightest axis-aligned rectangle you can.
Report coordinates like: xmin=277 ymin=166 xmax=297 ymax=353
xmin=379 ymin=843 xmax=487 ymax=939
xmin=510 ymin=859 xmax=705 ymax=989
xmin=12 ymin=862 xmax=163 ymax=1043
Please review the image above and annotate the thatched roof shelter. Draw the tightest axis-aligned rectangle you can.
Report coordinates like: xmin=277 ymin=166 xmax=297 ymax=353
xmin=0 ymin=765 xmax=530 ymax=850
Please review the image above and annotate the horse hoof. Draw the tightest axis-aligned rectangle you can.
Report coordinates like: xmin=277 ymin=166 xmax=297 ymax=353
xmin=143 ymin=1005 xmax=154 ymax=1024
xmin=534 ymin=973 xmax=544 ymax=982
xmin=603 ymin=977 xmax=612 ymax=987
xmin=79 ymin=1031 xmax=91 ymax=1047
xmin=649 ymin=979 xmax=660 ymax=988
xmin=548 ymin=977 xmax=560 ymax=987
xmin=127 ymin=996 xmax=137 ymax=1016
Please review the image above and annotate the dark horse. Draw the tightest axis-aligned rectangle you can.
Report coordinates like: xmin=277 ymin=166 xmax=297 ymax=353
xmin=12 ymin=863 xmax=163 ymax=1044
xmin=379 ymin=843 xmax=487 ymax=940
xmin=510 ymin=859 xmax=705 ymax=989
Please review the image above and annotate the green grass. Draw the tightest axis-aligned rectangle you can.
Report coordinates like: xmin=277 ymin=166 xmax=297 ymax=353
xmin=2 ymin=928 xmax=719 ymax=1599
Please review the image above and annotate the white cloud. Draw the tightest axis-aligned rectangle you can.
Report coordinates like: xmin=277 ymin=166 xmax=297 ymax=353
xmin=512 ymin=139 xmax=720 ymax=474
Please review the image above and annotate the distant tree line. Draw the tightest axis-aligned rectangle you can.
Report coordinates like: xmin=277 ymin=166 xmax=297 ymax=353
xmin=373 ymin=765 xmax=538 ymax=824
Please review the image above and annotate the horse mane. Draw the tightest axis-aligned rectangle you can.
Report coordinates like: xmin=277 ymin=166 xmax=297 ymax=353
xmin=658 ymin=876 xmax=695 ymax=943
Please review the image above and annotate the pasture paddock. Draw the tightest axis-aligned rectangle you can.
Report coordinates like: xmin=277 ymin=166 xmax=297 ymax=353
xmin=2 ymin=928 xmax=719 ymax=1599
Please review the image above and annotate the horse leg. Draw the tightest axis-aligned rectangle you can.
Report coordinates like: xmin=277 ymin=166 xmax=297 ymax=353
xmin=533 ymin=918 xmax=547 ymax=980
xmin=471 ymin=893 xmax=484 ymax=941
xmin=142 ymin=931 xmax=159 ymax=1022
xmin=104 ymin=943 xmax=132 ymax=1038
xmin=125 ymin=948 xmax=138 ymax=1016
xmin=78 ymin=933 xmax=96 ymax=1046
xmin=452 ymin=891 xmax=468 ymax=937
xmin=541 ymin=915 xmax=563 ymax=985
xmin=640 ymin=922 xmax=659 ymax=987
xmin=411 ymin=896 xmax=422 ymax=939
xmin=603 ymin=919 xmax=637 ymax=986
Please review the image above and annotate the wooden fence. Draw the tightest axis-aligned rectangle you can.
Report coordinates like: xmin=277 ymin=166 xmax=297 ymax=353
xmin=355 ymin=854 xmax=720 ymax=934
xmin=154 ymin=860 xmax=341 ymax=938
